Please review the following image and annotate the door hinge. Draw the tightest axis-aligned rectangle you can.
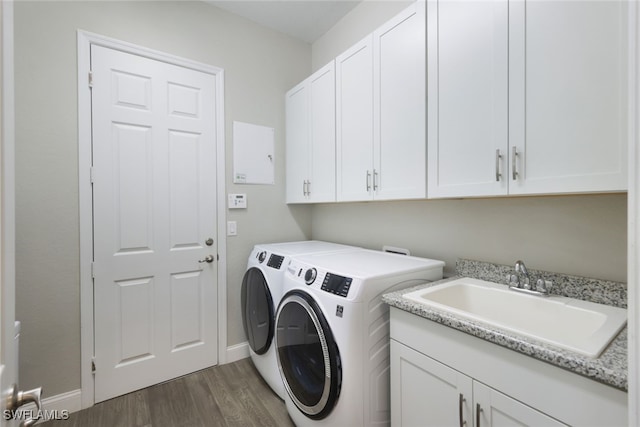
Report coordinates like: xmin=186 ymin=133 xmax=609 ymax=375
xmin=90 ymin=167 xmax=95 ymax=184
xmin=217 ymin=254 xmax=220 ymax=261
xmin=88 ymin=71 xmax=93 ymax=88
xmin=91 ymin=358 xmax=96 ymax=374
xmin=91 ymin=262 xmax=95 ymax=279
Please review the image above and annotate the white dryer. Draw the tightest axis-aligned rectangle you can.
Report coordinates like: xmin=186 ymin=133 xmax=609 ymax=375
xmin=241 ymin=241 xmax=359 ymax=399
xmin=275 ymin=249 xmax=444 ymax=426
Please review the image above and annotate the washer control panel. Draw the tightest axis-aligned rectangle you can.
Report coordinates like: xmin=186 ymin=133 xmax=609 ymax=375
xmin=321 ymin=273 xmax=353 ymax=298
xmin=267 ymin=254 xmax=285 ymax=269
xmin=287 ymin=260 xmax=357 ymax=299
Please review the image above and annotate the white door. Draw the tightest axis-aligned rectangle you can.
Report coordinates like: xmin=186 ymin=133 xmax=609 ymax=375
xmin=1 ymin=3 xmax=39 ymax=424
xmin=91 ymin=45 xmax=218 ymax=402
xmin=390 ymin=340 xmax=473 ymax=427
xmin=336 ymin=36 xmax=374 ymax=202
xmin=474 ymin=381 xmax=566 ymax=426
xmin=427 ymin=0 xmax=509 ymax=198
xmin=509 ymin=0 xmax=628 ymax=195
xmin=308 ymin=61 xmax=336 ymax=203
xmin=285 ymin=81 xmax=309 ymax=203
xmin=374 ymin=2 xmax=427 ymax=200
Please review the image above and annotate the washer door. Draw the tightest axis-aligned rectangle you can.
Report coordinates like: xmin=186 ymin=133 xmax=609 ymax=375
xmin=276 ymin=290 xmax=341 ymax=420
xmin=241 ymin=267 xmax=274 ymax=355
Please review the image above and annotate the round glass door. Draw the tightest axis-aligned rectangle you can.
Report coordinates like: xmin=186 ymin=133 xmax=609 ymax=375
xmin=276 ymin=290 xmax=341 ymax=419
xmin=241 ymin=267 xmax=274 ymax=355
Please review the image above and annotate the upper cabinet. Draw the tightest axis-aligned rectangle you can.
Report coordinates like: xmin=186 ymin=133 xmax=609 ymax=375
xmin=335 ymin=36 xmax=375 ymax=202
xmin=336 ymin=2 xmax=426 ymax=202
xmin=427 ymin=0 xmax=508 ymax=198
xmin=285 ymin=61 xmax=337 ymax=204
xmin=428 ymin=0 xmax=628 ymax=198
xmin=509 ymin=0 xmax=628 ymax=195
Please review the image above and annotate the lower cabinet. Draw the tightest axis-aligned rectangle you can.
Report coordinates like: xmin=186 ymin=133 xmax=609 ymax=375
xmin=391 ymin=340 xmax=565 ymax=427
xmin=389 ymin=307 xmax=627 ymax=427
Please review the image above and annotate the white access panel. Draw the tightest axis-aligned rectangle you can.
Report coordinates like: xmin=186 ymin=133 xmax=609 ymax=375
xmin=233 ymin=121 xmax=275 ymax=185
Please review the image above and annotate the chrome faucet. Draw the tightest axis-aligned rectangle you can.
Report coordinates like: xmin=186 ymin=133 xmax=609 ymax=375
xmin=508 ymin=260 xmax=552 ymax=297
xmin=514 ymin=260 xmax=530 ymax=289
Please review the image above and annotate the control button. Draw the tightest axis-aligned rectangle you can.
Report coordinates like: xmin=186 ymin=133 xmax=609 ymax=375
xmin=257 ymin=251 xmax=267 ymax=263
xmin=304 ymin=268 xmax=317 ymax=285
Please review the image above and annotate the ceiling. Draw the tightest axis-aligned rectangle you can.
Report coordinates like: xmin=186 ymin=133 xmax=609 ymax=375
xmin=206 ymin=0 xmax=362 ymax=44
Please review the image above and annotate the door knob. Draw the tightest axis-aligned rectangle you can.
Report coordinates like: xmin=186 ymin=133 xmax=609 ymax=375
xmin=6 ymin=383 xmax=43 ymax=427
xmin=198 ymin=255 xmax=214 ymax=263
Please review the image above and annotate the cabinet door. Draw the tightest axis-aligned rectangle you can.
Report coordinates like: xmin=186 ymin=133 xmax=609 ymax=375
xmin=390 ymin=340 xmax=473 ymax=427
xmin=308 ymin=62 xmax=336 ymax=203
xmin=509 ymin=0 xmax=628 ymax=195
xmin=427 ymin=0 xmax=508 ymax=198
xmin=374 ymin=1 xmax=427 ymax=200
xmin=285 ymin=82 xmax=310 ymax=203
xmin=474 ymin=381 xmax=566 ymax=427
xmin=336 ymin=35 xmax=374 ymax=202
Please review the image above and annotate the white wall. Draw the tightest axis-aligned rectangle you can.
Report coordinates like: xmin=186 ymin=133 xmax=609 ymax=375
xmin=310 ymin=1 xmax=627 ymax=282
xmin=15 ymin=0 xmax=312 ymax=397
xmin=312 ymin=195 xmax=627 ymax=282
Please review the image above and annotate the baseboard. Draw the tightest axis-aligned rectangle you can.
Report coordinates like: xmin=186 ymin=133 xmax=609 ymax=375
xmin=15 ymin=388 xmax=82 ymax=424
xmin=226 ymin=341 xmax=249 ymax=363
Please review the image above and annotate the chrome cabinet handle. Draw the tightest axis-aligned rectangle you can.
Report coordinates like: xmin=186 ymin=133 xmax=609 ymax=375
xmin=373 ymin=169 xmax=379 ymax=191
xmin=366 ymin=171 xmax=372 ymax=192
xmin=306 ymin=180 xmax=311 ymax=196
xmin=302 ymin=180 xmax=306 ymax=196
xmin=198 ymin=255 xmax=214 ymax=263
xmin=459 ymin=393 xmax=467 ymax=427
xmin=495 ymin=149 xmax=502 ymax=182
xmin=7 ymin=384 xmax=43 ymax=427
xmin=476 ymin=403 xmax=483 ymax=427
xmin=512 ymin=146 xmax=518 ymax=180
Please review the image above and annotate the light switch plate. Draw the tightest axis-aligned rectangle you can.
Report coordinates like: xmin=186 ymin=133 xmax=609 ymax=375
xmin=227 ymin=221 xmax=237 ymax=236
xmin=228 ymin=194 xmax=247 ymax=209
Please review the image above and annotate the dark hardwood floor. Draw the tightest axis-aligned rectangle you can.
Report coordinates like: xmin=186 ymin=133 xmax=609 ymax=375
xmin=41 ymin=358 xmax=294 ymax=427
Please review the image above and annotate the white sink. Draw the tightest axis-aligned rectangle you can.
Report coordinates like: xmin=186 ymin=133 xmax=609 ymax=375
xmin=403 ymin=277 xmax=627 ymax=358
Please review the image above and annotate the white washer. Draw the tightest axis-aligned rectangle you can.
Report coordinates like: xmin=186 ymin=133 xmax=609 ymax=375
xmin=241 ymin=241 xmax=360 ymax=400
xmin=275 ymin=249 xmax=444 ymax=426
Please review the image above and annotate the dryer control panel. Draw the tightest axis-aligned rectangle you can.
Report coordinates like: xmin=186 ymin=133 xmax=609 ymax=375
xmin=321 ymin=273 xmax=353 ymax=298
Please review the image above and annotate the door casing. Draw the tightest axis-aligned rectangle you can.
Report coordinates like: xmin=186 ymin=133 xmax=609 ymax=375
xmin=77 ymin=30 xmax=227 ymax=409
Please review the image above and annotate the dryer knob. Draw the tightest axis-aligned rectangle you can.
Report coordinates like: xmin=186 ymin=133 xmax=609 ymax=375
xmin=304 ymin=268 xmax=317 ymax=285
xmin=257 ymin=251 xmax=267 ymax=263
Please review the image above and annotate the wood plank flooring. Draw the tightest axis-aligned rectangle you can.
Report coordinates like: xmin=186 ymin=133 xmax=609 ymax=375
xmin=41 ymin=358 xmax=294 ymax=427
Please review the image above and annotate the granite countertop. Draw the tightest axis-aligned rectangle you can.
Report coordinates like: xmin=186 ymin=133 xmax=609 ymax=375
xmin=382 ymin=260 xmax=628 ymax=391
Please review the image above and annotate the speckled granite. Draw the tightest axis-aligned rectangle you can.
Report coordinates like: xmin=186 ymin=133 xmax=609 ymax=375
xmin=457 ymin=259 xmax=627 ymax=308
xmin=382 ymin=260 xmax=628 ymax=391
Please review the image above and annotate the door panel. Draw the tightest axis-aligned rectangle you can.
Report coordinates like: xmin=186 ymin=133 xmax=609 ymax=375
xmin=170 ymin=271 xmax=205 ymax=350
xmin=116 ymin=277 xmax=154 ymax=365
xmin=427 ymin=0 xmax=508 ymax=198
xmin=390 ymin=340 xmax=473 ymax=427
xmin=92 ymin=45 xmax=218 ymax=402
xmin=336 ymin=36 xmax=374 ymax=202
xmin=285 ymin=84 xmax=309 ymax=203
xmin=375 ymin=2 xmax=427 ymax=200
xmin=474 ymin=381 xmax=567 ymax=426
xmin=509 ymin=0 xmax=627 ymax=194
xmin=112 ymin=123 xmax=153 ymax=253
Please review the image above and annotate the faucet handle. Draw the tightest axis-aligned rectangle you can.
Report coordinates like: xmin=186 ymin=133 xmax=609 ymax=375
xmin=535 ymin=279 xmax=553 ymax=294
